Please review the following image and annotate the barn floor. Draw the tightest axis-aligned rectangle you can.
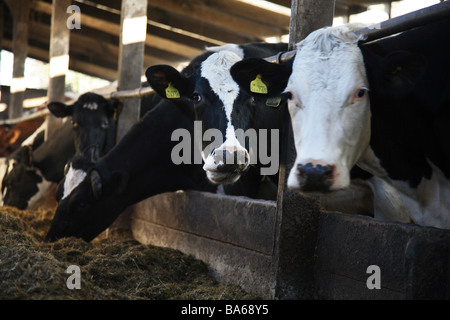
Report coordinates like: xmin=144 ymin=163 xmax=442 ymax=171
xmin=0 ymin=206 xmax=259 ymax=300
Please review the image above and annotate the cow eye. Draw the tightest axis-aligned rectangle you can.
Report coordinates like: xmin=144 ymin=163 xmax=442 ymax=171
xmin=355 ymin=87 xmax=369 ymax=98
xmin=101 ymin=120 xmax=109 ymax=129
xmin=76 ymin=201 xmax=86 ymax=212
xmin=356 ymin=89 xmax=366 ymax=98
xmin=351 ymin=87 xmax=369 ymax=104
xmin=192 ymin=93 xmax=202 ymax=103
xmin=285 ymin=92 xmax=293 ymax=100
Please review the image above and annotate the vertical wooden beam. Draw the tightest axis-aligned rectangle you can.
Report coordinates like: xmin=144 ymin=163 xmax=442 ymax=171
xmin=0 ymin=1 xmax=4 ymax=54
xmin=109 ymin=0 xmax=148 ymax=230
xmin=116 ymin=0 xmax=148 ymax=141
xmin=288 ymin=0 xmax=335 ymax=49
xmin=46 ymin=0 xmax=71 ymax=139
xmin=5 ymin=0 xmax=30 ymax=119
xmin=274 ymin=0 xmax=335 ymax=299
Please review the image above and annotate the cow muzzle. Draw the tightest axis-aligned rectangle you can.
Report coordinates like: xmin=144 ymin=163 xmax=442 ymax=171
xmin=203 ymin=147 xmax=249 ymax=184
xmin=295 ymin=162 xmax=336 ymax=193
xmin=80 ymin=145 xmax=100 ymax=162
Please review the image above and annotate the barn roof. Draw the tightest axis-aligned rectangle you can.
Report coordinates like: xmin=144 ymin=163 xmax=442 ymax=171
xmin=1 ymin=0 xmax=391 ymax=82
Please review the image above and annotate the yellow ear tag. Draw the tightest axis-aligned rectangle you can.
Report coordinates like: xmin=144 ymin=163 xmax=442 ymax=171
xmin=250 ymin=74 xmax=268 ymax=94
xmin=266 ymin=96 xmax=281 ymax=108
xmin=165 ymin=82 xmax=180 ymax=99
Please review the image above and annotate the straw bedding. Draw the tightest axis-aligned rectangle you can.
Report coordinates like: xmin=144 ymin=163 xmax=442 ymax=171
xmin=0 ymin=206 xmax=258 ymax=300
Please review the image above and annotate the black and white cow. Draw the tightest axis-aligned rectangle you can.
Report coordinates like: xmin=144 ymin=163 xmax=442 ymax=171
xmin=1 ymin=120 xmax=75 ymax=209
xmin=45 ymin=97 xmax=217 ymax=242
xmin=146 ymin=43 xmax=289 ymax=200
xmin=2 ymin=93 xmax=120 ymax=210
xmin=231 ymin=20 xmax=450 ymax=228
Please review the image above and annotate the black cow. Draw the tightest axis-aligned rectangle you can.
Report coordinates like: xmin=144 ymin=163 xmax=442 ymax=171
xmin=146 ymin=43 xmax=289 ymax=200
xmin=2 ymin=93 xmax=121 ymax=210
xmin=48 ymin=92 xmax=119 ymax=161
xmin=230 ymin=20 xmax=450 ymax=228
xmin=45 ymin=97 xmax=217 ymax=242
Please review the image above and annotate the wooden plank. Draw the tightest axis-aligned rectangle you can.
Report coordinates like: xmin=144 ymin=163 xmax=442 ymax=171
xmin=0 ymin=2 xmax=4 ymax=64
xmin=32 ymin=1 xmax=203 ymax=59
xmin=147 ymin=6 xmax=256 ymax=44
xmin=288 ymin=0 xmax=336 ymax=48
xmin=273 ymin=0 xmax=336 ymax=299
xmin=148 ymin=0 xmax=284 ymax=39
xmin=4 ymin=26 xmax=184 ymax=82
xmin=116 ymin=0 xmax=147 ymax=141
xmin=203 ymin=0 xmax=291 ymax=32
xmin=46 ymin=0 xmax=70 ymax=139
xmin=81 ymin=0 xmax=286 ymax=39
xmin=5 ymin=0 xmax=30 ymax=119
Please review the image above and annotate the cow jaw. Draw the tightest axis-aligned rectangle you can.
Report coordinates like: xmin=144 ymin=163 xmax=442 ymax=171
xmin=286 ymin=25 xmax=371 ymax=193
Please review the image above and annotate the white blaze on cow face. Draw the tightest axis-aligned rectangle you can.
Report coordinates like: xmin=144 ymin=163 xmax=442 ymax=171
xmin=0 ymin=158 xmax=8 ymax=204
xmin=62 ymin=164 xmax=87 ymax=200
xmin=286 ymin=24 xmax=371 ymax=192
xmin=200 ymin=51 xmax=249 ymax=181
xmin=83 ymin=102 xmax=98 ymax=110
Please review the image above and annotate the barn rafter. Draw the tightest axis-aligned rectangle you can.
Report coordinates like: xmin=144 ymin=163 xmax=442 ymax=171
xmin=1 ymin=0 xmax=391 ymax=81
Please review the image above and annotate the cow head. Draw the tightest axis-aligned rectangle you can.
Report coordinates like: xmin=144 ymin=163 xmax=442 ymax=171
xmin=46 ymin=156 xmax=129 ymax=242
xmin=48 ymin=92 xmax=119 ymax=161
xmin=146 ymin=50 xmax=281 ymax=185
xmin=1 ymin=145 xmax=42 ymax=209
xmin=232 ymin=24 xmax=372 ymax=193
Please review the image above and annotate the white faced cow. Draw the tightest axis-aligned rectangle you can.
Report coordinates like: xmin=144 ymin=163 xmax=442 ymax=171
xmin=231 ymin=21 xmax=450 ymax=229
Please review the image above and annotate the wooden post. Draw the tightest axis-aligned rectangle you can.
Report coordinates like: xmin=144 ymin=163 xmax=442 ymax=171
xmin=0 ymin=1 xmax=3 ymax=57
xmin=116 ymin=0 xmax=148 ymax=141
xmin=109 ymin=0 xmax=148 ymax=230
xmin=288 ymin=0 xmax=335 ymax=49
xmin=5 ymin=0 xmax=30 ymax=119
xmin=274 ymin=0 xmax=336 ymax=299
xmin=46 ymin=0 xmax=71 ymax=139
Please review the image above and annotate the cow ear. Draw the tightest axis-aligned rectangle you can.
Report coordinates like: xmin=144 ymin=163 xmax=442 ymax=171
xmin=145 ymin=65 xmax=192 ymax=100
xmin=107 ymin=99 xmax=121 ymax=119
xmin=110 ymin=171 xmax=129 ymax=195
xmin=381 ymin=51 xmax=426 ymax=95
xmin=47 ymin=102 xmax=73 ymax=118
xmin=231 ymin=58 xmax=293 ymax=97
xmin=19 ymin=145 xmax=33 ymax=168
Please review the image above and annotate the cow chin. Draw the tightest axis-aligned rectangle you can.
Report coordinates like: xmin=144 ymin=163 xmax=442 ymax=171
xmin=206 ymin=170 xmax=242 ymax=185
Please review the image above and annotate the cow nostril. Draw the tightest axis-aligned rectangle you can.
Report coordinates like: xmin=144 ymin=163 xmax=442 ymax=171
xmin=296 ymin=162 xmax=334 ymax=192
xmin=316 ymin=164 xmax=334 ymax=179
